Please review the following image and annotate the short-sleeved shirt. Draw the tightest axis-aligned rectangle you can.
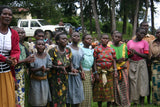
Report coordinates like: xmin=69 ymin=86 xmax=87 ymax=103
xmin=127 ymin=40 xmax=149 ymax=61
xmin=94 ymin=45 xmax=116 ymax=69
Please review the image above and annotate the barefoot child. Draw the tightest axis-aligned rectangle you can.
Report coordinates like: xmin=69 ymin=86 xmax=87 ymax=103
xmin=29 ymin=40 xmax=52 ymax=107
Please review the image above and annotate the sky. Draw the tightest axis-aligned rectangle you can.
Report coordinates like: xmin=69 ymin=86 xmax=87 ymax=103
xmin=147 ymin=2 xmax=160 ymax=29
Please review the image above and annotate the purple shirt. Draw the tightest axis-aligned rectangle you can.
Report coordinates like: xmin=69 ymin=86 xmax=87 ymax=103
xmin=127 ymin=40 xmax=149 ymax=61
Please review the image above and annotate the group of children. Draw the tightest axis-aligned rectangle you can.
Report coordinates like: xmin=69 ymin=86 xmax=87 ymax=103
xmin=13 ymin=26 xmax=159 ymax=107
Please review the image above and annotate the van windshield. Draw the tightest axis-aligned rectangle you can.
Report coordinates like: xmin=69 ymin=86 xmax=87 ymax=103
xmin=38 ymin=20 xmax=50 ymax=25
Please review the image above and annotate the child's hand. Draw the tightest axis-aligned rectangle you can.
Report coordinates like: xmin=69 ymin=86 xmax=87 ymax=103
xmin=94 ymin=74 xmax=100 ymax=82
xmin=41 ymin=66 xmax=45 ymax=73
xmin=71 ymin=69 xmax=78 ymax=73
xmin=81 ymin=71 xmax=85 ymax=80
xmin=25 ymin=55 xmax=35 ymax=63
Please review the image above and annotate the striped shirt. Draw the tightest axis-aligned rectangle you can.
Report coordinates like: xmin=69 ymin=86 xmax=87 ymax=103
xmin=0 ymin=29 xmax=11 ymax=73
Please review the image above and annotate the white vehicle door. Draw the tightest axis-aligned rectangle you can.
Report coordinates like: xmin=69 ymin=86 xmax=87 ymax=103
xmin=19 ymin=20 xmax=31 ymax=36
xmin=30 ymin=21 xmax=41 ymax=36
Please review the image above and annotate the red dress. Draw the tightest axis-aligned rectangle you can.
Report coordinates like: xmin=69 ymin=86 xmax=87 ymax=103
xmin=93 ymin=45 xmax=116 ymax=102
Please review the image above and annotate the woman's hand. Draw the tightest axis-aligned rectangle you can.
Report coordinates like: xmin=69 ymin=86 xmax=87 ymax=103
xmin=5 ymin=57 xmax=17 ymax=66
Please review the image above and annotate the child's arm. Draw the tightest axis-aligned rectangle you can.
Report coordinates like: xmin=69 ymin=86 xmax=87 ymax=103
xmin=30 ymin=66 xmax=44 ymax=73
xmin=17 ymin=55 xmax=35 ymax=65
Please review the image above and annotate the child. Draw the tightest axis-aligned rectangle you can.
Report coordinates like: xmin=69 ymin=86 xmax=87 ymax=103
xmin=127 ymin=28 xmax=149 ymax=105
xmin=66 ymin=32 xmax=85 ymax=107
xmin=48 ymin=32 xmax=72 ymax=107
xmin=29 ymin=40 xmax=52 ymax=107
xmin=93 ymin=34 xmax=117 ymax=107
xmin=109 ymin=32 xmax=130 ymax=106
xmin=80 ymin=34 xmax=94 ymax=107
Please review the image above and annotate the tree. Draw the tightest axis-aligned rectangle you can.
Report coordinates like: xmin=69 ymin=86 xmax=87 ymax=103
xmin=150 ymin=0 xmax=155 ymax=34
xmin=132 ymin=0 xmax=139 ymax=37
xmin=79 ymin=0 xmax=85 ymax=35
xmin=91 ymin=0 xmax=101 ymax=38
xmin=110 ymin=0 xmax=116 ymax=31
xmin=144 ymin=0 xmax=149 ymax=22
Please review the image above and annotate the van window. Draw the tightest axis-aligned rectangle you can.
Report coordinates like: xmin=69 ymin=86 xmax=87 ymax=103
xmin=20 ymin=21 xmax=28 ymax=27
xmin=31 ymin=21 xmax=40 ymax=27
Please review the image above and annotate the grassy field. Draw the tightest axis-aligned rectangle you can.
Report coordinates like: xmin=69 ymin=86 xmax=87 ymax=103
xmin=91 ymin=97 xmax=159 ymax=107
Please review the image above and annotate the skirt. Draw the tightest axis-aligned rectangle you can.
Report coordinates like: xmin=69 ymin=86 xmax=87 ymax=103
xmin=0 ymin=71 xmax=15 ymax=107
xmin=80 ymin=70 xmax=92 ymax=107
xmin=152 ymin=61 xmax=160 ymax=105
xmin=93 ymin=67 xmax=114 ymax=102
xmin=114 ymin=67 xmax=130 ymax=106
xmin=129 ymin=59 xmax=149 ymax=103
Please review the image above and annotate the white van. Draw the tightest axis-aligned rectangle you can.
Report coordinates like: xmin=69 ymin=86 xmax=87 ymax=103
xmin=17 ymin=19 xmax=65 ymax=38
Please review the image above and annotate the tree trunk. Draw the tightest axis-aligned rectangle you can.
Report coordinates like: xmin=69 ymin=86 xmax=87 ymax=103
xmin=144 ymin=0 xmax=149 ymax=22
xmin=89 ymin=1 xmax=93 ymax=34
xmin=111 ymin=0 xmax=116 ymax=31
xmin=122 ymin=0 xmax=128 ymax=34
xmin=132 ymin=0 xmax=139 ymax=37
xmin=91 ymin=0 xmax=101 ymax=39
xmin=150 ymin=0 xmax=155 ymax=34
xmin=79 ymin=0 xmax=85 ymax=35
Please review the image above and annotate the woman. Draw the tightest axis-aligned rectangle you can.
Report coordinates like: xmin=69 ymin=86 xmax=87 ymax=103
xmin=66 ymin=32 xmax=85 ymax=107
xmin=109 ymin=32 xmax=130 ymax=106
xmin=149 ymin=29 xmax=160 ymax=105
xmin=80 ymin=34 xmax=94 ymax=107
xmin=127 ymin=28 xmax=149 ymax=105
xmin=48 ymin=32 xmax=72 ymax=107
xmin=13 ymin=27 xmax=34 ymax=107
xmin=0 ymin=6 xmax=20 ymax=107
xmin=93 ymin=34 xmax=117 ymax=107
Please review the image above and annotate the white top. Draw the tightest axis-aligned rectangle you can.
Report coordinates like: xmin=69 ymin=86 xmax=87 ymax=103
xmin=0 ymin=28 xmax=12 ymax=73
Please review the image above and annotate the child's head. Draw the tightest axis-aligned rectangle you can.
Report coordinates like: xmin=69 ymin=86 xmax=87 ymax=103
xmin=71 ymin=32 xmax=80 ymax=44
xmin=34 ymin=29 xmax=44 ymax=40
xmin=82 ymin=34 xmax=92 ymax=46
xmin=13 ymin=26 xmax=25 ymax=42
xmin=136 ymin=28 xmax=146 ymax=41
xmin=100 ymin=34 xmax=109 ymax=46
xmin=111 ymin=30 xmax=118 ymax=40
xmin=112 ymin=31 xmax=122 ymax=44
xmin=35 ymin=39 xmax=45 ymax=53
xmin=55 ymin=32 xmax=68 ymax=47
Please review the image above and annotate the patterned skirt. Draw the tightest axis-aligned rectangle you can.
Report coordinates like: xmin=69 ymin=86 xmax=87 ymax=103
xmin=15 ymin=66 xmax=25 ymax=107
xmin=80 ymin=70 xmax=92 ymax=107
xmin=93 ymin=67 xmax=114 ymax=102
xmin=0 ymin=71 xmax=15 ymax=107
xmin=114 ymin=68 xmax=130 ymax=106
xmin=152 ymin=61 xmax=160 ymax=105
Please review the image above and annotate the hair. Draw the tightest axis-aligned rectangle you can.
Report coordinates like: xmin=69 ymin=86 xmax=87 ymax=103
xmin=55 ymin=32 xmax=66 ymax=45
xmin=0 ymin=5 xmax=12 ymax=15
xmin=111 ymin=30 xmax=118 ymax=36
xmin=82 ymin=33 xmax=90 ymax=41
xmin=101 ymin=34 xmax=108 ymax=38
xmin=35 ymin=39 xmax=44 ymax=45
xmin=136 ymin=27 xmax=145 ymax=33
xmin=140 ymin=21 xmax=148 ymax=27
xmin=34 ymin=29 xmax=44 ymax=37
xmin=71 ymin=32 xmax=79 ymax=37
